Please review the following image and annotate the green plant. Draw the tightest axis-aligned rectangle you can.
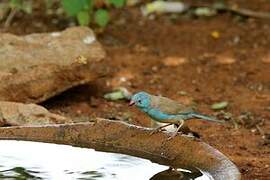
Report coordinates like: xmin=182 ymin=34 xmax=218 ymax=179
xmin=9 ymin=0 xmax=32 ymax=14
xmin=3 ymin=0 xmax=126 ymax=28
xmin=61 ymin=0 xmax=126 ymax=27
xmin=109 ymin=0 xmax=125 ymax=8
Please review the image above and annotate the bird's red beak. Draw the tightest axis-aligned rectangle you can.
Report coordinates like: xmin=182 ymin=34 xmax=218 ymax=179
xmin=129 ymin=100 xmax=135 ymax=106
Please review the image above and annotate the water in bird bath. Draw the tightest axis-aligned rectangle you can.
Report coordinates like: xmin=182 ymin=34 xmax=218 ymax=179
xmin=0 ymin=140 xmax=211 ymax=180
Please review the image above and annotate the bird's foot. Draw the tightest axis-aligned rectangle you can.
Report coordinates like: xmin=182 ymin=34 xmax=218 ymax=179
xmin=167 ymin=131 xmax=181 ymax=140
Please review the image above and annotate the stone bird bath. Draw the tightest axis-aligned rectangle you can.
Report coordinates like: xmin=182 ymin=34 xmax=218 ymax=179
xmin=0 ymin=119 xmax=241 ymax=180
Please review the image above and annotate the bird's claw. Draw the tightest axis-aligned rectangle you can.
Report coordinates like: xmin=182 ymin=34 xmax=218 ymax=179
xmin=167 ymin=131 xmax=181 ymax=140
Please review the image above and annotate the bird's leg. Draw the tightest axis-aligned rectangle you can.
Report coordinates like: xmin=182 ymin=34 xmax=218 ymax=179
xmin=167 ymin=120 xmax=184 ymax=140
xmin=150 ymin=123 xmax=173 ymax=135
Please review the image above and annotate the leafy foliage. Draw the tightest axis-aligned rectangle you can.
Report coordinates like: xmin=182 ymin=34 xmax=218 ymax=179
xmin=94 ymin=9 xmax=109 ymax=27
xmin=77 ymin=10 xmax=91 ymax=26
xmin=9 ymin=0 xmax=32 ymax=14
xmin=109 ymin=0 xmax=125 ymax=8
xmin=61 ymin=0 xmax=126 ymax=27
xmin=5 ymin=0 xmax=126 ymax=28
xmin=61 ymin=0 xmax=91 ymax=16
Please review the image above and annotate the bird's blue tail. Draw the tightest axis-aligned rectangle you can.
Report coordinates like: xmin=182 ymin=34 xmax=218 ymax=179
xmin=189 ymin=112 xmax=224 ymax=123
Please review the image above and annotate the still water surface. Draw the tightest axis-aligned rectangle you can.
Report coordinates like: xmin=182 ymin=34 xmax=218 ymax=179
xmin=0 ymin=140 xmax=210 ymax=180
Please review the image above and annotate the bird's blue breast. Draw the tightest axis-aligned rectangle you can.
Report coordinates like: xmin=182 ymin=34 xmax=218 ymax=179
xmin=146 ymin=108 xmax=176 ymax=122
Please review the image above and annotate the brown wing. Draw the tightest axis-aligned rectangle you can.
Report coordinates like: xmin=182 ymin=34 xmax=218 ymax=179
xmin=150 ymin=95 xmax=194 ymax=115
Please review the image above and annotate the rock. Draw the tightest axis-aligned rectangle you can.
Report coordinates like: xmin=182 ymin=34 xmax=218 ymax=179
xmin=162 ymin=57 xmax=187 ymax=67
xmin=261 ymin=53 xmax=270 ymax=63
xmin=216 ymin=55 xmax=236 ymax=65
xmin=211 ymin=31 xmax=220 ymax=39
xmin=133 ymin=44 xmax=148 ymax=53
xmin=0 ymin=101 xmax=72 ymax=126
xmin=211 ymin=101 xmax=229 ymax=110
xmin=0 ymin=27 xmax=106 ymax=103
xmin=104 ymin=87 xmax=132 ymax=101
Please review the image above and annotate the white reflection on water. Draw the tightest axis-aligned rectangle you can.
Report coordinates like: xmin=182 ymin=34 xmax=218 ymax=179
xmin=0 ymin=140 xmax=168 ymax=180
xmin=0 ymin=140 xmax=211 ymax=180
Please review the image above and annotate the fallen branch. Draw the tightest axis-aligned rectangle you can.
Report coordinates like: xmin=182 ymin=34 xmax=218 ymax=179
xmin=220 ymin=5 xmax=270 ymax=19
xmin=4 ymin=8 xmax=17 ymax=28
xmin=0 ymin=118 xmax=241 ymax=180
xmin=194 ymin=3 xmax=270 ymax=19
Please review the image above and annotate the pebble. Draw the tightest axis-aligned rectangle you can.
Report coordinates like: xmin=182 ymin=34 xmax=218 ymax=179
xmin=261 ymin=53 xmax=270 ymax=63
xmin=83 ymin=35 xmax=96 ymax=44
xmin=216 ymin=55 xmax=236 ymax=65
xmin=162 ymin=57 xmax=187 ymax=67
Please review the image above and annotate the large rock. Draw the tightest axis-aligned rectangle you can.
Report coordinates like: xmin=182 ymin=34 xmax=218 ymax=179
xmin=0 ymin=101 xmax=72 ymax=126
xmin=0 ymin=27 xmax=106 ymax=103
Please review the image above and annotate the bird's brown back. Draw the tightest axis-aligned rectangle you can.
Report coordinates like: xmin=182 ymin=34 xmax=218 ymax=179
xmin=150 ymin=95 xmax=194 ymax=115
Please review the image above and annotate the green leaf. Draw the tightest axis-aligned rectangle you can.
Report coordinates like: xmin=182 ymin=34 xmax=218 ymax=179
xmin=61 ymin=0 xmax=91 ymax=16
xmin=109 ymin=0 xmax=125 ymax=8
xmin=9 ymin=0 xmax=21 ymax=9
xmin=21 ymin=1 xmax=32 ymax=14
xmin=94 ymin=9 xmax=109 ymax=27
xmin=77 ymin=10 xmax=90 ymax=26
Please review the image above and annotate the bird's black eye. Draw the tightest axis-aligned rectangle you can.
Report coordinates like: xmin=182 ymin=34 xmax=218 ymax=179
xmin=138 ymin=100 xmax=142 ymax=103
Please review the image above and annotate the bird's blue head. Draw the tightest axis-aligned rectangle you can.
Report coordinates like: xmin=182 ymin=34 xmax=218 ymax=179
xmin=129 ymin=91 xmax=151 ymax=109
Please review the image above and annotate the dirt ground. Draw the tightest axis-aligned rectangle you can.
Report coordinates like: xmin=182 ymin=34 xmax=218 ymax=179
xmin=1 ymin=1 xmax=270 ymax=179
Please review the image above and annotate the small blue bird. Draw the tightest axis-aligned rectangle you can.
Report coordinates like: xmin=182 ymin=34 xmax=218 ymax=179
xmin=129 ymin=91 xmax=223 ymax=139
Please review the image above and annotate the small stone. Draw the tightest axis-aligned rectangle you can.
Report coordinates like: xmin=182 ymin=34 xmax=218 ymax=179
xmin=110 ymin=70 xmax=135 ymax=87
xmin=83 ymin=35 xmax=96 ymax=44
xmin=211 ymin=31 xmax=220 ymax=39
xmin=211 ymin=101 xmax=229 ymax=110
xmin=251 ymin=129 xmax=257 ymax=133
xmin=74 ymin=55 xmax=87 ymax=64
xmin=50 ymin=32 xmax=61 ymax=37
xmin=133 ymin=44 xmax=148 ymax=53
xmin=216 ymin=55 xmax=236 ymax=65
xmin=262 ymin=54 xmax=270 ymax=63
xmin=151 ymin=66 xmax=158 ymax=72
xmin=177 ymin=91 xmax=187 ymax=96
xmin=232 ymin=36 xmax=240 ymax=44
xmin=163 ymin=57 xmax=187 ymax=67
